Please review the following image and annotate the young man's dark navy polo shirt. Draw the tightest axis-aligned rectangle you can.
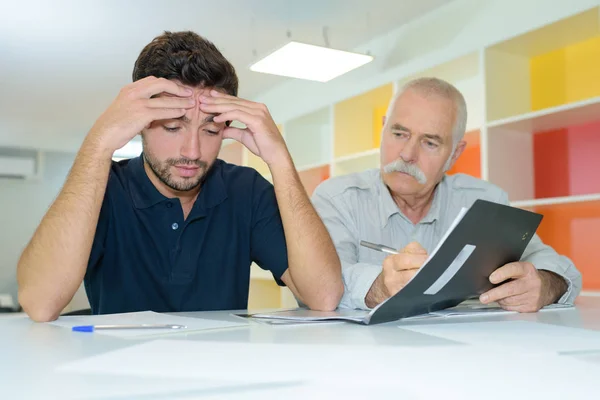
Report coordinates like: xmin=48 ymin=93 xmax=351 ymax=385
xmin=84 ymin=155 xmax=288 ymax=314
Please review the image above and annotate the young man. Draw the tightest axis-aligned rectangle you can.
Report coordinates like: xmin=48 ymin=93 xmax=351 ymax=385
xmin=17 ymin=31 xmax=343 ymax=321
xmin=312 ymin=77 xmax=581 ymax=311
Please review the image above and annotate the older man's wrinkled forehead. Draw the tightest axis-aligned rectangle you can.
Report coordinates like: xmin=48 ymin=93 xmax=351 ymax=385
xmin=384 ymin=88 xmax=457 ymax=137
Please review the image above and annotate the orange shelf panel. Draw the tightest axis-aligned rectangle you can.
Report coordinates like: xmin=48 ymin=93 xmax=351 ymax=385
xmin=526 ymin=201 xmax=600 ymax=290
xmin=299 ymin=165 xmax=330 ymax=197
xmin=534 ymin=120 xmax=600 ymax=199
xmin=447 ymin=130 xmax=481 ymax=178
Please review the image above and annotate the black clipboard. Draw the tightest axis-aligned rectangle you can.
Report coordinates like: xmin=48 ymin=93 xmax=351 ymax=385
xmin=366 ymin=199 xmax=543 ymax=324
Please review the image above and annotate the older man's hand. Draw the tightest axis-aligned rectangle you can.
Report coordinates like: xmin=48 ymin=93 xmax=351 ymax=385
xmin=365 ymin=242 xmax=428 ymax=308
xmin=479 ymin=262 xmax=568 ymax=312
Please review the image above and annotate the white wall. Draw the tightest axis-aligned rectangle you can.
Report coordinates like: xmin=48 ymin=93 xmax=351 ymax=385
xmin=0 ymin=150 xmax=89 ymax=311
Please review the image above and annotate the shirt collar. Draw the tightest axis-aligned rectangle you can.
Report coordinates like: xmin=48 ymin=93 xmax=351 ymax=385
xmin=128 ymin=155 xmax=227 ymax=211
xmin=377 ymin=171 xmax=445 ymax=228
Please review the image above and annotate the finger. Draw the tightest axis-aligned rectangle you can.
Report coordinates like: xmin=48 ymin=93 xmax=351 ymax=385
xmin=148 ymin=108 xmax=187 ymax=122
xmin=213 ymin=110 xmax=259 ymax=126
xmin=223 ymin=127 xmax=249 ymax=143
xmin=199 ymin=102 xmax=259 ymax=116
xmin=480 ymin=280 xmax=527 ymax=304
xmin=139 ymin=78 xmax=193 ymax=99
xmin=401 ymin=241 xmax=427 ymax=255
xmin=209 ymin=89 xmax=239 ymax=101
xmin=129 ymin=75 xmax=160 ymax=89
xmin=499 ymin=303 xmax=539 ymax=313
xmin=497 ymin=293 xmax=529 ymax=307
xmin=147 ymin=96 xmax=196 ymax=109
xmin=397 ymin=269 xmax=419 ymax=286
xmin=200 ymin=94 xmax=265 ymax=112
xmin=392 ymin=253 xmax=428 ymax=271
xmin=489 ymin=262 xmax=527 ymax=285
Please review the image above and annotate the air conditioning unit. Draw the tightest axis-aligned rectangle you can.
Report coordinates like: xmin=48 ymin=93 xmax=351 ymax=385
xmin=0 ymin=154 xmax=38 ymax=179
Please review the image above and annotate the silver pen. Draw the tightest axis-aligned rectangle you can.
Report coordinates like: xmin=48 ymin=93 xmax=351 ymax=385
xmin=360 ymin=240 xmax=399 ymax=255
xmin=72 ymin=324 xmax=187 ymax=332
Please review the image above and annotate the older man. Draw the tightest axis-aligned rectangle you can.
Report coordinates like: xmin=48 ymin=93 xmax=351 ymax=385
xmin=312 ymin=77 xmax=581 ymax=311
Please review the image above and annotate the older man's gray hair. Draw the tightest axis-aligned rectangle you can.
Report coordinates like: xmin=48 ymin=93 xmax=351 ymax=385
xmin=387 ymin=77 xmax=468 ymax=171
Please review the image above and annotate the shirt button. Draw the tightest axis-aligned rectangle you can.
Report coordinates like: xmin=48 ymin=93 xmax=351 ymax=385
xmin=172 ymin=223 xmax=179 ymax=230
xmin=166 ymin=202 xmax=173 ymax=208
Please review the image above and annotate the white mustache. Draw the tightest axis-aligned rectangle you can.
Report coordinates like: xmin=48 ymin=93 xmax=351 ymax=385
xmin=383 ymin=159 xmax=427 ymax=184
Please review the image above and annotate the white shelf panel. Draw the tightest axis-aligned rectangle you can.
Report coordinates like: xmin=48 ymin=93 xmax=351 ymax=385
xmin=488 ymin=96 xmax=600 ymax=134
xmin=398 ymin=52 xmax=481 ymax=87
xmin=334 ymin=149 xmax=380 ymax=177
xmin=489 ymin=8 xmax=600 ymax=58
xmin=334 ymin=148 xmax=380 ymax=164
xmin=511 ymin=193 xmax=600 ymax=208
xmin=285 ymin=107 xmax=331 ymax=169
xmin=297 ymin=161 xmax=330 ymax=173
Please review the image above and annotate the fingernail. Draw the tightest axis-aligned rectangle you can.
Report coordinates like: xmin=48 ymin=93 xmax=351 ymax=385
xmin=480 ymin=294 xmax=488 ymax=303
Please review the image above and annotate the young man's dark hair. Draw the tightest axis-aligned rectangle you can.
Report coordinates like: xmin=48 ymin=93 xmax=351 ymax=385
xmin=132 ymin=31 xmax=238 ymax=96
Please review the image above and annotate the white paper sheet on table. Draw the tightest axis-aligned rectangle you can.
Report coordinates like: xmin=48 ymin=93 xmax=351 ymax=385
xmin=49 ymin=311 xmax=247 ymax=338
xmin=56 ymin=339 xmax=600 ymax=399
xmin=401 ymin=320 xmax=600 ymax=353
xmin=429 ymin=302 xmax=573 ymax=317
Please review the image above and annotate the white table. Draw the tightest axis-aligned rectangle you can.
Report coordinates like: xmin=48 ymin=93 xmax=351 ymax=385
xmin=2 ymin=296 xmax=600 ymax=399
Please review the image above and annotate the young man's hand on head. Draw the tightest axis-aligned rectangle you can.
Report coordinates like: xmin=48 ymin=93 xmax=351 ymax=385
xmin=88 ymin=76 xmax=195 ymax=155
xmin=199 ymin=90 xmax=291 ymax=168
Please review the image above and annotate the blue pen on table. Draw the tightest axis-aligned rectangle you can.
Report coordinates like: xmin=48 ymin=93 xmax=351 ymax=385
xmin=359 ymin=240 xmax=399 ymax=255
xmin=72 ymin=324 xmax=187 ymax=332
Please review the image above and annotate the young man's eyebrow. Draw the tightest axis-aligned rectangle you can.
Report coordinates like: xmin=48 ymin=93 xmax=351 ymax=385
xmin=174 ymin=115 xmax=191 ymax=123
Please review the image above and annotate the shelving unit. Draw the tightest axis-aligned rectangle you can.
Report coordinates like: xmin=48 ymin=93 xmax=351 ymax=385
xmin=481 ymin=8 xmax=600 ymax=290
xmin=219 ymin=6 xmax=600 ymax=305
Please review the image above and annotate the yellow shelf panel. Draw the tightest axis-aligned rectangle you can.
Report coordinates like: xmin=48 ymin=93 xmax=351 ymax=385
xmin=333 ymin=83 xmax=393 ymax=158
xmin=245 ymin=150 xmax=270 ymax=176
xmin=531 ymin=35 xmax=600 ymax=111
xmin=218 ymin=141 xmax=244 ymax=165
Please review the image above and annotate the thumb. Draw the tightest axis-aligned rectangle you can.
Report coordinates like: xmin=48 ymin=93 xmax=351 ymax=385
xmin=402 ymin=241 xmax=427 ymax=255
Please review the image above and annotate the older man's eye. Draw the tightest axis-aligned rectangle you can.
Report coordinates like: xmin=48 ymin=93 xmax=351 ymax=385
xmin=163 ymin=126 xmax=181 ymax=133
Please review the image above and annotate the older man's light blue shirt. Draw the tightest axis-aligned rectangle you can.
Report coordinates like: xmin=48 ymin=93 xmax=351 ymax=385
xmin=312 ymin=169 xmax=582 ymax=310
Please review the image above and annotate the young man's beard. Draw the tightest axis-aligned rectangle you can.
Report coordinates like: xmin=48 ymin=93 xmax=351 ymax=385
xmin=143 ymin=149 xmax=210 ymax=192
